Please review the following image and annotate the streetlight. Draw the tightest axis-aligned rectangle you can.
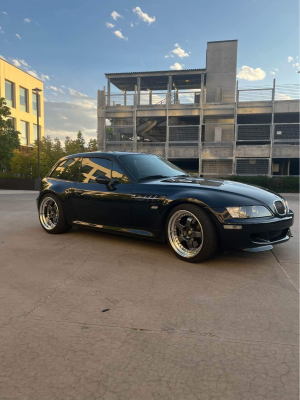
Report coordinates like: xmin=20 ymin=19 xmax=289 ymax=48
xmin=33 ymin=88 xmax=42 ymax=188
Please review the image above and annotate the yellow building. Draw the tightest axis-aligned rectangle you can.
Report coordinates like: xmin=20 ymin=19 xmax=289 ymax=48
xmin=0 ymin=58 xmax=44 ymax=146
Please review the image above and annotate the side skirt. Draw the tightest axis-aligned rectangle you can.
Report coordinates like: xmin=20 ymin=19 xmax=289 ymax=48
xmin=72 ymin=220 xmax=165 ymax=242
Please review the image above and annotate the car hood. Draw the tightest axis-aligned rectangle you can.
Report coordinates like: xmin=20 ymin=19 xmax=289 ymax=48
xmin=157 ymin=177 xmax=285 ymax=207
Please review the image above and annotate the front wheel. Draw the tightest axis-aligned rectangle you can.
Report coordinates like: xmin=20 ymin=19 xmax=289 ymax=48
xmin=39 ymin=194 xmax=72 ymax=234
xmin=166 ymin=204 xmax=217 ymax=263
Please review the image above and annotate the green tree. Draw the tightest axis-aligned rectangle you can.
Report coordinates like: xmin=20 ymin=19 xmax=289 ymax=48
xmin=11 ymin=136 xmax=66 ymax=178
xmin=10 ymin=148 xmax=37 ymax=178
xmin=0 ymin=98 xmax=20 ymax=171
xmin=64 ymin=131 xmax=86 ymax=155
xmin=87 ymin=138 xmax=98 ymax=152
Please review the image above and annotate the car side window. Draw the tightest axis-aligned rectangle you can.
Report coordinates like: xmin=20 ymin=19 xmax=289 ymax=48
xmin=112 ymin=162 xmax=131 ymax=184
xmin=50 ymin=158 xmax=81 ymax=181
xmin=80 ymin=157 xmax=111 ymax=184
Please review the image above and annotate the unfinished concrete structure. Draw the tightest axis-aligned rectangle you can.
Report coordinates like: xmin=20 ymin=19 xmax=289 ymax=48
xmin=97 ymin=40 xmax=299 ymax=176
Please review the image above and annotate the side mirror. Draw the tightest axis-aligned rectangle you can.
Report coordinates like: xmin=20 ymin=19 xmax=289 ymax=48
xmin=95 ymin=175 xmax=111 ymax=185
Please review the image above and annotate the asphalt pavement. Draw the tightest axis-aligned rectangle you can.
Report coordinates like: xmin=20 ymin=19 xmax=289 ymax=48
xmin=0 ymin=191 xmax=298 ymax=400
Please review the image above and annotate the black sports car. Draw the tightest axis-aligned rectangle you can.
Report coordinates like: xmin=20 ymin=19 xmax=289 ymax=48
xmin=37 ymin=152 xmax=294 ymax=263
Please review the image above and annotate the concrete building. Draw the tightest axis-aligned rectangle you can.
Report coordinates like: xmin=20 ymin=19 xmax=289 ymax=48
xmin=0 ymin=58 xmax=44 ymax=146
xmin=97 ymin=40 xmax=299 ymax=176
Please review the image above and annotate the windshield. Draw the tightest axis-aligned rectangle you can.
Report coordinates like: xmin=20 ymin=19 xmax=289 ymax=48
xmin=119 ymin=154 xmax=188 ymax=181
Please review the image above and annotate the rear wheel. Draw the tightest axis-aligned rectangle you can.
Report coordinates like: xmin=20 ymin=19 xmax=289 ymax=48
xmin=166 ymin=204 xmax=217 ymax=263
xmin=39 ymin=194 xmax=72 ymax=234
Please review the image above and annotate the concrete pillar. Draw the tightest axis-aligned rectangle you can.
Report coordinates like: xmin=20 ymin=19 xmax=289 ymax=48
xmin=107 ymin=78 xmax=110 ymax=106
xmin=232 ymin=80 xmax=238 ymax=174
xmin=97 ymin=89 xmax=106 ymax=150
xmin=205 ymin=40 xmax=238 ymax=103
xmin=200 ymin=73 xmax=205 ymax=106
xmin=269 ymin=79 xmax=276 ymax=177
xmin=168 ymin=75 xmax=172 ymax=106
xmin=124 ymin=91 xmax=126 ymax=106
xmin=137 ymin=77 xmax=141 ymax=106
xmin=149 ymin=90 xmax=152 ymax=105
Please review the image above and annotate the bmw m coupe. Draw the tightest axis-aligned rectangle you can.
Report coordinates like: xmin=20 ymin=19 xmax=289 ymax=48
xmin=37 ymin=152 xmax=294 ymax=263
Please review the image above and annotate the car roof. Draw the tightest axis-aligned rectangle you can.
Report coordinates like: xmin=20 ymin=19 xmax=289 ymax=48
xmin=65 ymin=151 xmax=156 ymax=159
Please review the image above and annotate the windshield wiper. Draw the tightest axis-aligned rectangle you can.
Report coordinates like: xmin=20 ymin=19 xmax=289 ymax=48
xmin=138 ymin=175 xmax=168 ymax=181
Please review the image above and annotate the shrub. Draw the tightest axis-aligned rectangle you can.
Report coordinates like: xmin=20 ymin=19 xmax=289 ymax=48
xmin=224 ymin=175 xmax=299 ymax=193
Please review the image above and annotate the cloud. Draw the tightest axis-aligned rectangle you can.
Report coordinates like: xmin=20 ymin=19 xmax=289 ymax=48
xmin=0 ymin=26 xmax=4 ymax=34
xmin=61 ymin=85 xmax=65 ymax=88
xmin=24 ymin=18 xmax=31 ymax=23
xmin=292 ymin=62 xmax=299 ymax=67
xmin=49 ymin=86 xmax=65 ymax=94
xmin=111 ymin=11 xmax=123 ymax=20
xmin=170 ymin=62 xmax=184 ymax=70
xmin=236 ymin=65 xmax=266 ymax=81
xmin=11 ymin=59 xmax=21 ymax=67
xmin=114 ymin=30 xmax=128 ymax=40
xmin=8 ymin=57 xmax=49 ymax=81
xmin=106 ymin=22 xmax=115 ymax=28
xmin=164 ymin=55 xmax=174 ymax=58
xmin=171 ymin=43 xmax=189 ymax=58
xmin=274 ymin=68 xmax=279 ymax=72
xmin=15 ymin=34 xmax=21 ymax=40
xmin=27 ymin=70 xmax=40 ymax=79
xmin=2 ymin=11 xmax=7 ymax=15
xmin=270 ymin=71 xmax=275 ymax=75
xmin=130 ymin=23 xmax=134 ymax=27
xmin=44 ymin=96 xmax=97 ymax=141
xmin=41 ymin=74 xmax=50 ymax=81
xmin=288 ymin=56 xmax=293 ymax=62
xmin=0 ymin=55 xmax=6 ymax=60
xmin=133 ymin=7 xmax=156 ymax=24
xmin=68 ymin=88 xmax=89 ymax=98
xmin=19 ymin=59 xmax=29 ymax=67
xmin=276 ymin=94 xmax=292 ymax=100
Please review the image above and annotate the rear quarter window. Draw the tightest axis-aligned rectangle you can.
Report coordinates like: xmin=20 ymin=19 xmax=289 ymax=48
xmin=50 ymin=158 xmax=81 ymax=181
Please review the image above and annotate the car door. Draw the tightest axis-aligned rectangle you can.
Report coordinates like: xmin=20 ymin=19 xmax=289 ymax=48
xmin=73 ymin=156 xmax=133 ymax=227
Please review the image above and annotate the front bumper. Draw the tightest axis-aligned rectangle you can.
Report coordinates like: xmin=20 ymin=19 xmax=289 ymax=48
xmin=214 ymin=212 xmax=294 ymax=252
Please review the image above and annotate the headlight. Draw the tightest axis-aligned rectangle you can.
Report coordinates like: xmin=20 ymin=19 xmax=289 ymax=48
xmin=226 ymin=206 xmax=272 ymax=219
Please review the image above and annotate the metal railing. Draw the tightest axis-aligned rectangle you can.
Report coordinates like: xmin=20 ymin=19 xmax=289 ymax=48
xmin=238 ymin=84 xmax=299 ymax=102
xmin=105 ymin=91 xmax=202 ymax=107
xmin=202 ymin=159 xmax=233 ymax=175
xmin=274 ymin=123 xmax=300 ymax=140
xmin=237 ymin=124 xmax=271 ymax=141
xmin=236 ymin=158 xmax=269 ymax=175
xmin=169 ymin=126 xmax=199 ymax=142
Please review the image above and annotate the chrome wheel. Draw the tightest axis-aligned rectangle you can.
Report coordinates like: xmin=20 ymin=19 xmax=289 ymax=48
xmin=39 ymin=197 xmax=59 ymax=230
xmin=168 ymin=210 xmax=204 ymax=258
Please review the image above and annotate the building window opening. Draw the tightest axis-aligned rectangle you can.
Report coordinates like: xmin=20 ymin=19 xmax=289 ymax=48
xmin=5 ymin=80 xmax=14 ymax=107
xmin=20 ymin=87 xmax=28 ymax=112
xmin=20 ymin=120 xmax=28 ymax=145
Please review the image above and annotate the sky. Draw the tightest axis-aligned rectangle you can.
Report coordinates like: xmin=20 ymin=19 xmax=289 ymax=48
xmin=0 ymin=0 xmax=299 ymax=141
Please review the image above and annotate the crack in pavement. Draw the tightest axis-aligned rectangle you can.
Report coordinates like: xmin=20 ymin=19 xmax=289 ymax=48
xmin=22 ymin=317 xmax=300 ymax=347
xmin=271 ymin=250 xmax=299 ymax=293
xmin=0 ymin=257 xmax=89 ymax=330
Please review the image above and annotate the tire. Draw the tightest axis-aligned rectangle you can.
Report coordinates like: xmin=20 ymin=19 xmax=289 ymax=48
xmin=166 ymin=204 xmax=217 ymax=263
xmin=39 ymin=193 xmax=72 ymax=234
